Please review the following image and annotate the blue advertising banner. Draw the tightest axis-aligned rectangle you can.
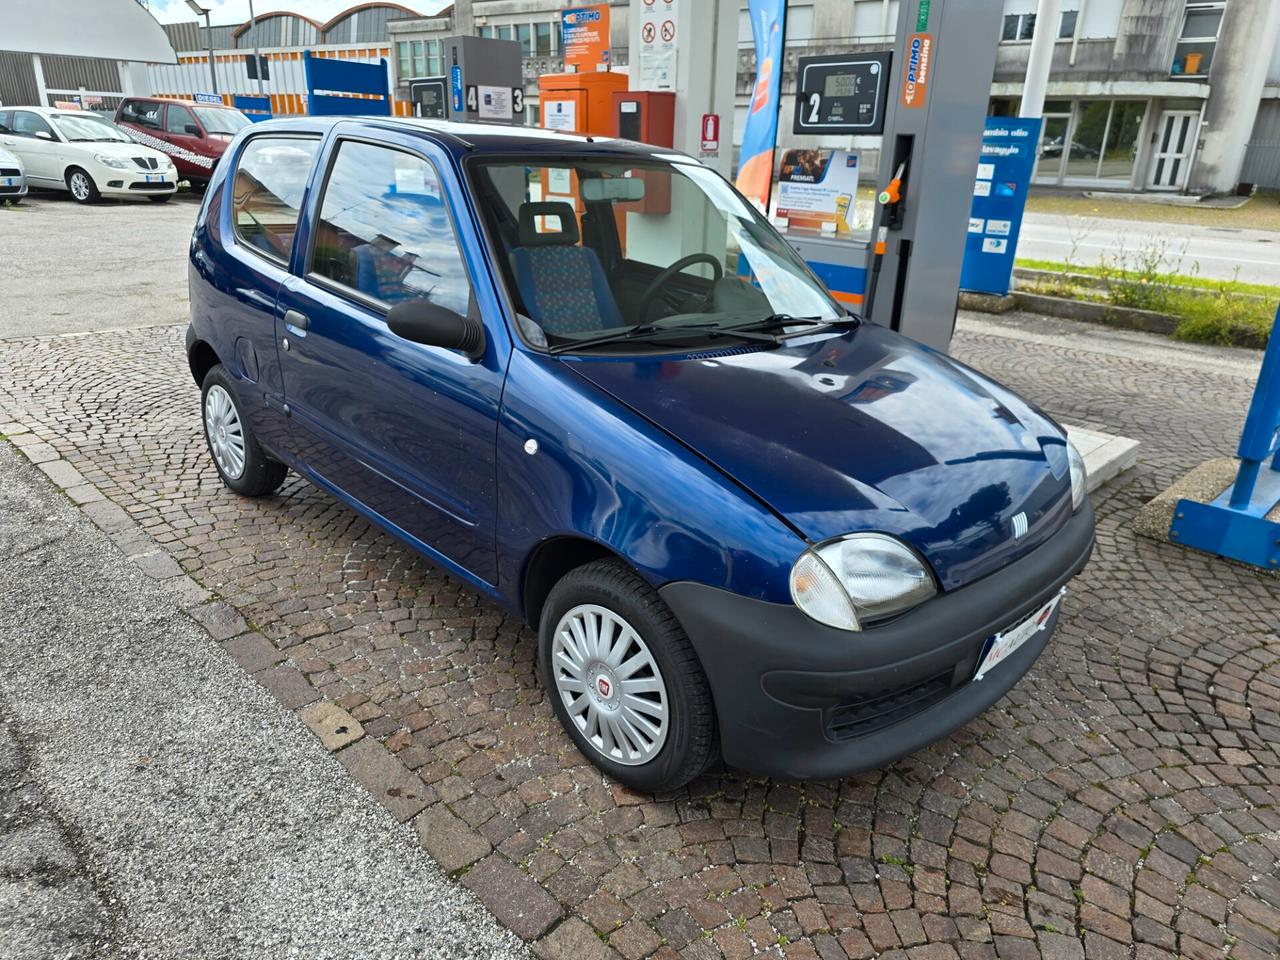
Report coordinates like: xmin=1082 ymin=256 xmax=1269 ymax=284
xmin=959 ymin=116 xmax=1042 ymax=297
xmin=450 ymin=65 xmax=463 ymax=115
xmin=734 ymin=0 xmax=786 ymax=209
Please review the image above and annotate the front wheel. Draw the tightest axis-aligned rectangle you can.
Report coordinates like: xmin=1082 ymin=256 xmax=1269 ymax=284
xmin=201 ymin=365 xmax=287 ymax=497
xmin=539 ymin=559 xmax=717 ymax=792
xmin=66 ymin=168 xmax=99 ymax=204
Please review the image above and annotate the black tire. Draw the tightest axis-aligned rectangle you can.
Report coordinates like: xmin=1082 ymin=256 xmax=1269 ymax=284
xmin=65 ymin=167 xmax=99 ymax=204
xmin=539 ymin=559 xmax=717 ymax=792
xmin=200 ymin=364 xmax=287 ymax=497
xmin=148 ymin=194 xmax=172 ymax=203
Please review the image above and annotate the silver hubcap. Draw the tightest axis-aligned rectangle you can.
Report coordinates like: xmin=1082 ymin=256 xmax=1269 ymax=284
xmin=70 ymin=173 xmax=90 ymax=200
xmin=204 ymin=384 xmax=246 ymax=480
xmin=551 ymin=604 xmax=669 ymax=766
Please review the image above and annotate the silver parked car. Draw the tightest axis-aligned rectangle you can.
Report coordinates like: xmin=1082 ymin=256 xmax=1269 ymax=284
xmin=0 ymin=144 xmax=26 ymax=204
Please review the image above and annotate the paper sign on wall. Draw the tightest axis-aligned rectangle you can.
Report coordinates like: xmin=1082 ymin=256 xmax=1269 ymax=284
xmin=477 ymin=85 xmax=512 ymax=120
xmin=637 ymin=0 xmax=679 ymax=91
xmin=545 ymin=99 xmax=578 ymax=133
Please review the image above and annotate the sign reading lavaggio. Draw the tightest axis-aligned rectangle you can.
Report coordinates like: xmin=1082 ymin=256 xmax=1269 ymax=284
xmin=959 ymin=117 xmax=1042 ymax=296
xmin=562 ymin=5 xmax=611 ymax=72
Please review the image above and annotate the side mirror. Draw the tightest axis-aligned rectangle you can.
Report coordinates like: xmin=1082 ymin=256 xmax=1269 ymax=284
xmin=35 ymin=131 xmax=53 ymax=141
xmin=184 ymin=123 xmax=202 ymax=136
xmin=387 ymin=299 xmax=485 ymax=360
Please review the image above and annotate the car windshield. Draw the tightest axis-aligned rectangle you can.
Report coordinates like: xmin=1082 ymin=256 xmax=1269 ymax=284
xmin=194 ymin=107 xmax=251 ymax=135
xmin=51 ymin=114 xmax=132 ymax=143
xmin=471 ymin=155 xmax=843 ymax=354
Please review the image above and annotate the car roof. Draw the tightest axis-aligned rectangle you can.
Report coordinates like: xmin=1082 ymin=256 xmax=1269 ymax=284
xmin=244 ymin=115 xmax=689 ymax=162
xmin=7 ymin=106 xmax=112 ymax=120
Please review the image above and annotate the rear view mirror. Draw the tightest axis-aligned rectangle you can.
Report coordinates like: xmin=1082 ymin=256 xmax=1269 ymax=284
xmin=387 ymin=299 xmax=485 ymax=360
xmin=581 ymin=177 xmax=645 ymax=203
xmin=35 ymin=131 xmax=53 ymax=141
xmin=184 ymin=123 xmax=202 ymax=136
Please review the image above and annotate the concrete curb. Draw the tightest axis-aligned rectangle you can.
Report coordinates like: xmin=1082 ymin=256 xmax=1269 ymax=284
xmin=0 ymin=421 xmax=602 ymax=958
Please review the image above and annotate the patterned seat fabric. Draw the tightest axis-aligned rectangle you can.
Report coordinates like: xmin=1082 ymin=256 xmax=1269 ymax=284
xmin=511 ymin=201 xmax=623 ymax=336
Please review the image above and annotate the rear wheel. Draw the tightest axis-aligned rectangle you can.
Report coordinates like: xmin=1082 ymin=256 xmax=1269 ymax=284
xmin=200 ymin=365 xmax=287 ymax=497
xmin=539 ymin=559 xmax=717 ymax=792
xmin=66 ymin=168 xmax=99 ymax=204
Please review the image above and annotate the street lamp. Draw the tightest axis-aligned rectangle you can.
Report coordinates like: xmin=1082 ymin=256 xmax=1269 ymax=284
xmin=185 ymin=0 xmax=217 ymax=96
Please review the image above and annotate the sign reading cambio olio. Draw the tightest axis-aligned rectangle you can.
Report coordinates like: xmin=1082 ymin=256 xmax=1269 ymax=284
xmin=561 ymin=5 xmax=611 ymax=72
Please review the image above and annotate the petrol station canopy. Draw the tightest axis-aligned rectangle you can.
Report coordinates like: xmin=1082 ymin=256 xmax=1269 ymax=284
xmin=3 ymin=0 xmax=177 ymax=63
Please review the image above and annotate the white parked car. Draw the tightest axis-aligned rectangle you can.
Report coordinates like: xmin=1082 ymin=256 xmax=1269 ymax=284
xmin=0 ymin=107 xmax=177 ymax=204
xmin=0 ymin=145 xmax=26 ymax=204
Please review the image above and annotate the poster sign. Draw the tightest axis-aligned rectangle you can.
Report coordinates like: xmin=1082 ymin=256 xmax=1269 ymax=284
xmin=477 ymin=84 xmax=512 ymax=121
xmin=735 ymin=0 xmax=786 ymax=209
xmin=544 ymin=99 xmax=578 ymax=133
xmin=562 ymin=5 xmax=611 ymax=72
xmin=775 ymin=149 xmax=859 ymax=236
xmin=637 ymin=0 xmax=679 ymax=91
xmin=960 ymin=117 xmax=1042 ymax=296
xmin=450 ymin=65 xmax=463 ymax=114
xmin=900 ymin=33 xmax=933 ymax=108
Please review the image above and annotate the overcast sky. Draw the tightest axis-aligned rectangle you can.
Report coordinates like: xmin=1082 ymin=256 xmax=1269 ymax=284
xmin=146 ymin=0 xmax=449 ymax=27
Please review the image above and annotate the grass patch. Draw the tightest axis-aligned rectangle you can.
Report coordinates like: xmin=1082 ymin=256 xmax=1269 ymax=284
xmin=1026 ymin=188 xmax=1280 ymax=232
xmin=1013 ymin=238 xmax=1278 ymax=349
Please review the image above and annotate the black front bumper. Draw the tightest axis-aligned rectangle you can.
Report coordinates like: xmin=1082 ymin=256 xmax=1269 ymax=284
xmin=659 ymin=501 xmax=1095 ymax=780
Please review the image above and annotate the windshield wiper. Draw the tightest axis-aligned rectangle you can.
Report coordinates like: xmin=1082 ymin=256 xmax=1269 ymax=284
xmin=548 ymin=321 xmax=778 ymax=356
xmin=733 ymin=313 xmax=862 ymax=333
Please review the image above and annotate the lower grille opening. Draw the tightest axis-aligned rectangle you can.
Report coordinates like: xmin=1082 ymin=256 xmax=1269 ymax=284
xmin=825 ymin=669 xmax=957 ymax=741
xmin=128 ymin=182 xmax=171 ymax=191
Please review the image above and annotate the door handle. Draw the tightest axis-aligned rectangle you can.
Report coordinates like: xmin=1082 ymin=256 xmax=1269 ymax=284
xmin=283 ymin=309 xmax=310 ymax=334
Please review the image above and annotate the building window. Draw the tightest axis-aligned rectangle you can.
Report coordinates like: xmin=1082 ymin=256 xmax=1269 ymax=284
xmin=1172 ymin=2 xmax=1224 ymax=77
xmin=535 ymin=21 xmax=552 ymax=57
xmin=426 ymin=39 xmax=442 ymax=76
xmin=515 ymin=23 xmax=532 ymax=57
xmin=396 ymin=41 xmax=411 ymax=77
xmin=1001 ymin=10 xmax=1076 ymax=42
xmin=412 ymin=40 xmax=425 ymax=76
xmin=1037 ymin=99 xmax=1148 ymax=185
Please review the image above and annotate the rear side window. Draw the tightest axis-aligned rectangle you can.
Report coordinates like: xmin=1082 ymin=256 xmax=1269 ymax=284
xmin=120 ymin=100 xmax=162 ymax=130
xmin=231 ymin=137 xmax=320 ymax=265
xmin=165 ymin=104 xmax=197 ymax=135
xmin=0 ymin=112 xmax=12 ymax=134
xmin=309 ymin=140 xmax=471 ymax=315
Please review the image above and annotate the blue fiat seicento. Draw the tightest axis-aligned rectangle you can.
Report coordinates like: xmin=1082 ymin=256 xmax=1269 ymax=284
xmin=186 ymin=117 xmax=1094 ymax=791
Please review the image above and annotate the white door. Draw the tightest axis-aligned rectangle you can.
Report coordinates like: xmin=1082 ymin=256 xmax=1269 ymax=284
xmin=4 ymin=111 xmax=62 ymax=184
xmin=1148 ymin=110 xmax=1199 ymax=190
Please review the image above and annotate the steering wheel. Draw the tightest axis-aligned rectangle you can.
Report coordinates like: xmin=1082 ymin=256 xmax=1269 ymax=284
xmin=637 ymin=254 xmax=724 ymax=322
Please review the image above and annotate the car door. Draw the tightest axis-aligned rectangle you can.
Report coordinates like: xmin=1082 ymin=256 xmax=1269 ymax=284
xmin=275 ymin=131 xmax=508 ymax=585
xmin=163 ymin=102 xmax=206 ymax=181
xmin=209 ymin=133 xmax=323 ymax=461
xmin=4 ymin=111 xmax=61 ymax=184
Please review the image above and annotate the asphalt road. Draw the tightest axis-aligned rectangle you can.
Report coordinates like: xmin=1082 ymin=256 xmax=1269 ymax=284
xmin=0 ymin=442 xmax=529 ymax=960
xmin=0 ymin=191 xmax=198 ymax=339
xmin=1018 ymin=212 xmax=1280 ymax=284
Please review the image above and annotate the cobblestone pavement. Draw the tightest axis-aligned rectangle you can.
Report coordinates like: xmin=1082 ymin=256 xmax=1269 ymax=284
xmin=2 ymin=315 xmax=1279 ymax=960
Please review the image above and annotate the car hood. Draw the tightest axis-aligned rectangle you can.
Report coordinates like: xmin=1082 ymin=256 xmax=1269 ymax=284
xmin=88 ymin=141 xmax=169 ymax=162
xmin=563 ymin=324 xmax=1075 ymax=591
xmin=0 ymin=147 xmax=22 ymax=168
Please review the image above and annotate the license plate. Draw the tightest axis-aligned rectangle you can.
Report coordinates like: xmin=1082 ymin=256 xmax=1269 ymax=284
xmin=2 ymin=179 xmax=11 ymax=187
xmin=145 ymin=175 xmax=166 ymax=183
xmin=974 ymin=589 xmax=1064 ymax=681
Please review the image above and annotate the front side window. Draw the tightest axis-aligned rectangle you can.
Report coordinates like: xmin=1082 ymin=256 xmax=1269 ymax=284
xmin=12 ymin=112 xmax=54 ymax=140
xmin=309 ymin=140 xmax=471 ymax=316
xmin=166 ymin=104 xmax=197 ymax=135
xmin=231 ymin=136 xmax=320 ymax=265
xmin=471 ymin=156 xmax=840 ymax=354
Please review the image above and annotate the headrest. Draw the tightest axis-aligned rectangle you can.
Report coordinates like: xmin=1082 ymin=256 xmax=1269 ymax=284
xmin=517 ymin=201 xmax=579 ymax=247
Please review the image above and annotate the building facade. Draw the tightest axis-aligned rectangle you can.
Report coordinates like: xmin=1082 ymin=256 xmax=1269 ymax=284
xmin=4 ymin=0 xmax=1277 ymax=193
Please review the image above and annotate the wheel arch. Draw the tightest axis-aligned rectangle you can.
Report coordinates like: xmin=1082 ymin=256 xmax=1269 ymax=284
xmin=187 ymin=338 xmax=221 ymax=387
xmin=521 ymin=535 xmax=635 ymax=628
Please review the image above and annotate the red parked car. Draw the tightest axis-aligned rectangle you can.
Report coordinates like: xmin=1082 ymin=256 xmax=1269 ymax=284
xmin=115 ymin=97 xmax=251 ymax=188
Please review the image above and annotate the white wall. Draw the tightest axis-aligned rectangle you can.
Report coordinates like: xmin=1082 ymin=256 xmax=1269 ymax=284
xmin=1002 ymin=0 xmax=1120 ymax=39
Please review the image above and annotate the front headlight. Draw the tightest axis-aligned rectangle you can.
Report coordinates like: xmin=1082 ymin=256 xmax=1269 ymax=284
xmin=790 ymin=533 xmax=937 ymax=631
xmin=95 ymin=154 xmax=129 ymax=169
xmin=1067 ymin=442 xmax=1087 ymax=511
xmin=161 ymin=156 xmax=175 ymax=169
